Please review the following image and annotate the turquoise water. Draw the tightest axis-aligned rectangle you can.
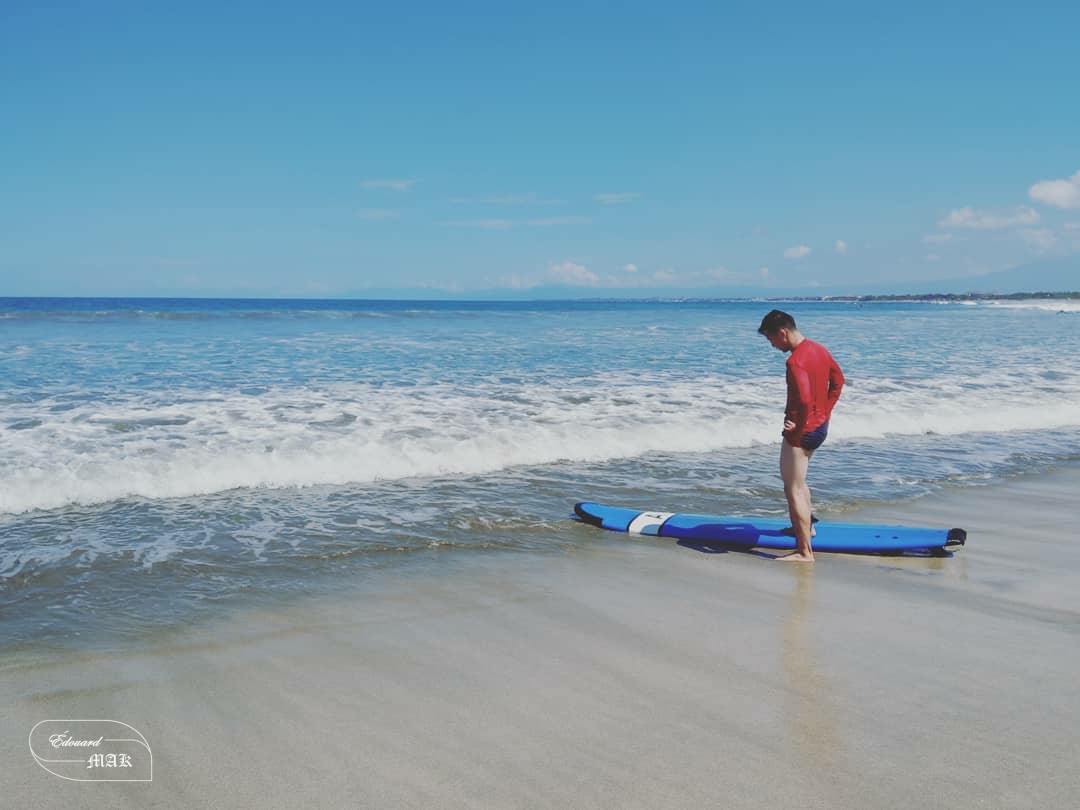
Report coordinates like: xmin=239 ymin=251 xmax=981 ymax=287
xmin=2 ymin=297 xmax=1079 ymax=645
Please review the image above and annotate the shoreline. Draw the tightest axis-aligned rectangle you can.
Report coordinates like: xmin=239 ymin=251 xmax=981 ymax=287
xmin=4 ymin=466 xmax=1079 ymax=808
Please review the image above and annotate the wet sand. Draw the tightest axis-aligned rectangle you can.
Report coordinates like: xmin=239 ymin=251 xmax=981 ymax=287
xmin=4 ymin=467 xmax=1079 ymax=808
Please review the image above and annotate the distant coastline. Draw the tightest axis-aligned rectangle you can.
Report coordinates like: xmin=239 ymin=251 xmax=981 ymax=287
xmin=776 ymin=291 xmax=1080 ymax=303
xmin=566 ymin=291 xmax=1080 ymax=304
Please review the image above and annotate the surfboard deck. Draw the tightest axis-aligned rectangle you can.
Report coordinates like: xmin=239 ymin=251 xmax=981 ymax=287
xmin=574 ymin=502 xmax=966 ymax=554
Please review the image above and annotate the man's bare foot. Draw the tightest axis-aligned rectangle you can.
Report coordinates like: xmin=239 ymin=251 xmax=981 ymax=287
xmin=776 ymin=551 xmax=815 ymax=562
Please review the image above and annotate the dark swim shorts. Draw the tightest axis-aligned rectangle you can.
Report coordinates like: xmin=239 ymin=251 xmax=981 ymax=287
xmin=800 ymin=420 xmax=829 ymax=451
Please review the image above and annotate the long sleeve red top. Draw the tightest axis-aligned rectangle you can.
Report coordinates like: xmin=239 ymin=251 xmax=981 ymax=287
xmin=784 ymin=339 xmax=844 ymax=446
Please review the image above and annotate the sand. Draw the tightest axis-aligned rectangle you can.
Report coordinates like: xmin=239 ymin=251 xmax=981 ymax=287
xmin=4 ymin=467 xmax=1079 ymax=809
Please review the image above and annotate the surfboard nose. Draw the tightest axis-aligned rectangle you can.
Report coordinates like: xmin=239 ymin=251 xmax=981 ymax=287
xmin=573 ymin=502 xmax=603 ymax=527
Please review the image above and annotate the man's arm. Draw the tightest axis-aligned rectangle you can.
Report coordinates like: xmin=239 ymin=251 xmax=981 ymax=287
xmin=827 ymin=354 xmax=844 ymax=412
xmin=785 ymin=362 xmax=813 ymax=442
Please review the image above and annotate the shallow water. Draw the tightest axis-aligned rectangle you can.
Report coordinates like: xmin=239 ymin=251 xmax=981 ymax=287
xmin=2 ymin=297 xmax=1078 ymax=645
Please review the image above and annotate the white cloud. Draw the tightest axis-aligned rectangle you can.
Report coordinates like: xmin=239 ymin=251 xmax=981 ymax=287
xmin=357 ymin=208 xmax=399 ymax=219
xmin=1029 ymin=170 xmax=1080 ymax=209
xmin=506 ymin=274 xmax=540 ymax=290
xmin=938 ymin=206 xmax=1039 ymax=230
xmin=548 ymin=261 xmax=599 ymax=286
xmin=1021 ymin=228 xmax=1058 ymax=252
xmin=443 ymin=216 xmax=587 ymax=228
xmin=834 ymin=239 xmax=848 ymax=255
xmin=442 ymin=219 xmax=514 ymax=230
xmin=430 ymin=279 xmax=464 ymax=294
xmin=679 ymin=265 xmax=779 ymax=286
xmin=922 ymin=232 xmax=953 ymax=244
xmin=502 ymin=262 xmax=787 ymax=291
xmin=143 ymin=256 xmax=198 ymax=268
xmin=702 ymin=266 xmax=731 ymax=279
xmin=593 ymin=192 xmax=642 ymax=205
xmin=361 ymin=178 xmax=416 ymax=191
xmin=526 ymin=216 xmax=590 ymax=226
xmin=452 ymin=193 xmax=564 ymax=206
xmin=784 ymin=244 xmax=812 ymax=259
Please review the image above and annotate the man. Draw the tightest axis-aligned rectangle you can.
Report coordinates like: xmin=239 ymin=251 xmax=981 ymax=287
xmin=758 ymin=310 xmax=844 ymax=562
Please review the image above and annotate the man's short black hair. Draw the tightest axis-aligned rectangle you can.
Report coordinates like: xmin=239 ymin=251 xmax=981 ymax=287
xmin=757 ymin=309 xmax=796 ymax=335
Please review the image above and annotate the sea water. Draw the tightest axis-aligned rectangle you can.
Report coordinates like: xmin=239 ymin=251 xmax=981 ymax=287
xmin=2 ymin=297 xmax=1079 ymax=645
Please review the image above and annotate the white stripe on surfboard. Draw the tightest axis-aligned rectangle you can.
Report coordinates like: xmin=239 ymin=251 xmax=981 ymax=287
xmin=627 ymin=511 xmax=674 ymax=535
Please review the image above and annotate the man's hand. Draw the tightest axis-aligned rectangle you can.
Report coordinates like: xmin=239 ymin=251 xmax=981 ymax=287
xmin=783 ymin=419 xmax=796 ymax=432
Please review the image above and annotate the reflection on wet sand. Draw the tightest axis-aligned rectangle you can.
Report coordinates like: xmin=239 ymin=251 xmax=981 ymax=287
xmin=782 ymin=565 xmax=852 ymax=800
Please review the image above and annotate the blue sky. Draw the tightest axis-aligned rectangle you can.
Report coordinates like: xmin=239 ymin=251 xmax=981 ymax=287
xmin=2 ymin=1 xmax=1079 ymax=297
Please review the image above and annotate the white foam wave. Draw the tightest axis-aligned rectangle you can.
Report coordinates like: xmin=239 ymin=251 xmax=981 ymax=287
xmin=982 ymin=299 xmax=1080 ymax=312
xmin=3 ymin=371 xmax=1079 ymax=514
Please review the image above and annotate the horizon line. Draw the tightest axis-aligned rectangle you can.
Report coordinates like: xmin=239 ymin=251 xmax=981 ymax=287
xmin=2 ymin=290 xmax=1079 ymax=304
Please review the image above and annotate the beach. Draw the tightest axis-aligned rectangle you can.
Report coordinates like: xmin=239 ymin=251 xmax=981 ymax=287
xmin=5 ymin=465 xmax=1079 ymax=809
xmin=6 ymin=1 xmax=1080 ymax=804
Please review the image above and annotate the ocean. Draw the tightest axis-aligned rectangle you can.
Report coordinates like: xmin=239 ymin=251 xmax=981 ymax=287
xmin=3 ymin=296 xmax=1079 ymax=646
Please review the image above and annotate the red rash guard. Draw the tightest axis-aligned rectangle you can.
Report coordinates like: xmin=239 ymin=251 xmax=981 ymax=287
xmin=784 ymin=339 xmax=844 ymax=446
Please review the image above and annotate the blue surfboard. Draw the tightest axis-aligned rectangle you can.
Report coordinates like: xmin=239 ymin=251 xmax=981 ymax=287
xmin=574 ymin=502 xmax=966 ymax=554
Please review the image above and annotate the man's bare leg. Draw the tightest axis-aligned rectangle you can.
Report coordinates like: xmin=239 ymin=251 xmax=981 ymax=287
xmin=779 ymin=440 xmax=815 ymax=562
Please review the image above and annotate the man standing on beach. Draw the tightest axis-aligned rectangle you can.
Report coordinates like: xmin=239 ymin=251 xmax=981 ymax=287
xmin=758 ymin=310 xmax=844 ymax=562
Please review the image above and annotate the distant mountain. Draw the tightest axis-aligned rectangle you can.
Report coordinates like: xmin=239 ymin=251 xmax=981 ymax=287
xmin=928 ymin=256 xmax=1080 ymax=295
